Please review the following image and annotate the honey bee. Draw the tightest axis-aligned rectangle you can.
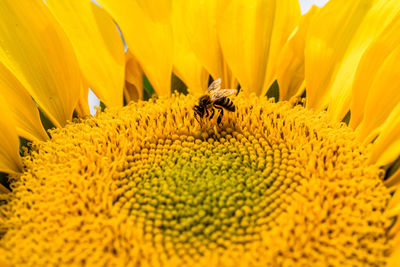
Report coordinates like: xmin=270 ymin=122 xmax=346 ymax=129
xmin=193 ymin=78 xmax=237 ymax=124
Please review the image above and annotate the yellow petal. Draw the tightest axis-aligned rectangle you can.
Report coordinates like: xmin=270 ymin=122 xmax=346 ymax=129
xmin=384 ymin=167 xmax=400 ymax=191
xmin=305 ymin=0 xmax=400 ymax=120
xmin=356 ymin=46 xmax=400 ymax=142
xmin=177 ymin=0 xmax=235 ymax=89
xmin=0 ymin=94 xmax=22 ymax=174
xmin=388 ymin=221 xmax=400 ymax=266
xmin=172 ymin=1 xmax=209 ymax=95
xmin=388 ymin=245 xmax=400 ymax=267
xmin=0 ymin=254 xmax=11 ymax=267
xmin=350 ymin=17 xmax=400 ymax=129
xmin=386 ymin=188 xmax=400 ymax=217
xmin=386 ymin=191 xmax=400 ymax=267
xmin=263 ymin=0 xmax=301 ymax=94
xmin=98 ymin=0 xmax=173 ymax=96
xmin=217 ymin=0 xmax=272 ymax=95
xmin=124 ymin=82 xmax=142 ymax=103
xmin=125 ymin=51 xmax=143 ymax=102
xmin=0 ymin=0 xmax=82 ymax=127
xmin=277 ymin=6 xmax=318 ymax=101
xmin=218 ymin=0 xmax=300 ymax=96
xmin=0 ymin=183 xmax=10 ymax=193
xmin=368 ymin=103 xmax=400 ymax=166
xmin=75 ymin=86 xmax=91 ymax=117
xmin=0 ymin=62 xmax=48 ymax=141
xmin=172 ymin=55 xmax=209 ymax=95
xmin=46 ymin=0 xmax=125 ymax=107
xmin=136 ymin=0 xmax=171 ymax=21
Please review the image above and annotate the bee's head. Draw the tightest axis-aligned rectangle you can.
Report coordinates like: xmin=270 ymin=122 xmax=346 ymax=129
xmin=199 ymin=95 xmax=211 ymax=107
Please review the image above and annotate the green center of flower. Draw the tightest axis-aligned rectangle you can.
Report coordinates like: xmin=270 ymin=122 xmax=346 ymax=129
xmin=115 ymin=130 xmax=297 ymax=255
xmin=0 ymin=95 xmax=393 ymax=266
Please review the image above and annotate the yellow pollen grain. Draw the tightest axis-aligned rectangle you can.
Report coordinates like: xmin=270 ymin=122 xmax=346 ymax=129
xmin=0 ymin=94 xmax=393 ymax=266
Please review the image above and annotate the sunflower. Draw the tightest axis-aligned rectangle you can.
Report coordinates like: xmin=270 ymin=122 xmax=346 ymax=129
xmin=1 ymin=0 xmax=400 ymax=266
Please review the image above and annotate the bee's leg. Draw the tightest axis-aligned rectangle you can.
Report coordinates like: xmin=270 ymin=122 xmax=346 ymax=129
xmin=217 ymin=109 xmax=224 ymax=124
xmin=195 ymin=114 xmax=204 ymax=127
xmin=205 ymin=109 xmax=209 ymax=118
xmin=214 ymin=105 xmax=224 ymax=124
xmin=194 ymin=112 xmax=200 ymax=124
xmin=209 ymin=108 xmax=215 ymax=120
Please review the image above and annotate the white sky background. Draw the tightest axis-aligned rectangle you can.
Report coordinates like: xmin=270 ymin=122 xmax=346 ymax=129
xmin=299 ymin=0 xmax=329 ymax=14
xmin=88 ymin=0 xmax=329 ymax=115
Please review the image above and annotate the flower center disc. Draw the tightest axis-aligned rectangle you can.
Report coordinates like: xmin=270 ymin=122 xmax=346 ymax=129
xmin=1 ymin=95 xmax=392 ymax=266
xmin=116 ymin=128 xmax=292 ymax=256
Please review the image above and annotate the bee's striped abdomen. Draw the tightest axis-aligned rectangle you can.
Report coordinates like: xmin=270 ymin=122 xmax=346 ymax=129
xmin=214 ymin=96 xmax=235 ymax=112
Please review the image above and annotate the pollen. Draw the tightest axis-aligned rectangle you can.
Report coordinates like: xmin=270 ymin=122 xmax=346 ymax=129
xmin=0 ymin=94 xmax=392 ymax=266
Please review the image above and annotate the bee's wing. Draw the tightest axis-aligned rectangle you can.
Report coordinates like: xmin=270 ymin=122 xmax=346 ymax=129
xmin=217 ymin=88 xmax=237 ymax=97
xmin=210 ymin=89 xmax=237 ymax=101
xmin=210 ymin=93 xmax=224 ymax=101
xmin=206 ymin=78 xmax=221 ymax=93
